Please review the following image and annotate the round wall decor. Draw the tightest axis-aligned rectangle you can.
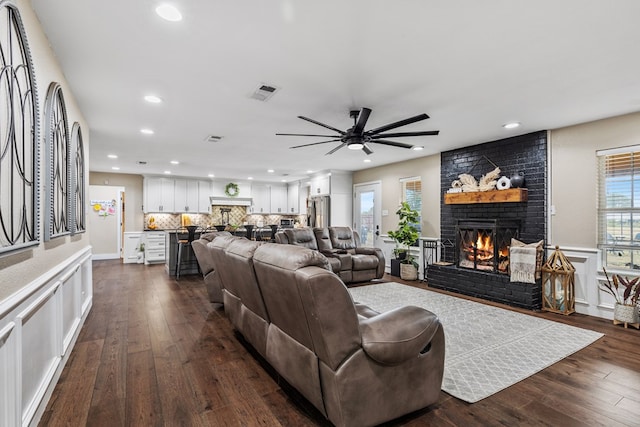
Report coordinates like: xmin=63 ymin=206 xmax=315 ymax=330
xmin=225 ymin=182 xmax=239 ymax=197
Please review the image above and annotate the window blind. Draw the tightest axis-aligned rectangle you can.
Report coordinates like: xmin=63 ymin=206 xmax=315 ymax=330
xmin=597 ymin=150 xmax=640 ymax=271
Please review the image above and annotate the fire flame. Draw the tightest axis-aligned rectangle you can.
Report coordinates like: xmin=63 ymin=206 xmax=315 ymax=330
xmin=475 ymin=234 xmax=492 ymax=250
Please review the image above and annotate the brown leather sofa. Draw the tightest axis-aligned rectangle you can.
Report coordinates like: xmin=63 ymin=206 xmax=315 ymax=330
xmin=191 ymin=231 xmax=231 ymax=303
xmin=276 ymin=227 xmax=385 ymax=283
xmin=212 ymin=239 xmax=445 ymax=427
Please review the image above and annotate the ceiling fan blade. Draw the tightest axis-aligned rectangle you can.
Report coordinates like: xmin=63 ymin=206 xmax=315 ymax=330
xmin=289 ymin=139 xmax=342 ymax=149
xmin=362 ymin=144 xmax=374 ymax=155
xmin=370 ymin=139 xmax=414 ymax=149
xmin=298 ymin=116 xmax=346 ymax=135
xmin=353 ymin=108 xmax=372 ymax=134
xmin=370 ymin=130 xmax=439 ymax=139
xmin=325 ymin=142 xmax=347 ymax=155
xmin=366 ymin=113 xmax=430 ymax=135
xmin=276 ymin=133 xmax=342 ymax=138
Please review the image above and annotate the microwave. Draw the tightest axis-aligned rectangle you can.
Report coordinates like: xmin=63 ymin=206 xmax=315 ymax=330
xmin=280 ymin=218 xmax=294 ymax=227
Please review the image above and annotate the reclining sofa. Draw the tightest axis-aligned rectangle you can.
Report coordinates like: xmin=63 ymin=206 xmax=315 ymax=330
xmin=275 ymin=226 xmax=385 ymax=283
xmin=208 ymin=235 xmax=445 ymax=427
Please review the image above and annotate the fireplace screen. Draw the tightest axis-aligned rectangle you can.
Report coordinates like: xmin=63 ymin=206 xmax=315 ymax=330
xmin=456 ymin=219 xmax=520 ymax=274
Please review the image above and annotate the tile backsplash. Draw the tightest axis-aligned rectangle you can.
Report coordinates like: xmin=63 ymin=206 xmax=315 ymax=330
xmin=143 ymin=209 xmax=307 ymax=230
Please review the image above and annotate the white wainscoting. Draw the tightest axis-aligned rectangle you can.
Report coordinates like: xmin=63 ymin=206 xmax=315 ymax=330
xmin=0 ymin=247 xmax=93 ymax=427
xmin=548 ymin=246 xmax=615 ymax=320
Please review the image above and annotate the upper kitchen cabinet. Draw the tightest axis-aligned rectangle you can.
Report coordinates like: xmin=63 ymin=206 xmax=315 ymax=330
xmin=144 ymin=177 xmax=175 ymax=213
xmin=198 ymin=180 xmax=212 ymax=213
xmin=287 ymin=182 xmax=300 ymax=214
xmin=251 ymin=184 xmax=270 ymax=214
xmin=310 ymin=175 xmax=330 ymax=196
xmin=270 ymin=185 xmax=288 ymax=214
xmin=174 ymin=179 xmax=199 ymax=213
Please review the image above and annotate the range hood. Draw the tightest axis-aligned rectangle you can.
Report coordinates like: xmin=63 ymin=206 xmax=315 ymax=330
xmin=210 ymin=196 xmax=252 ymax=207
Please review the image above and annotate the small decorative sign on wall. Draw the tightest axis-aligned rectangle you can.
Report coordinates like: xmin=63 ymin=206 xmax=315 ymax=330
xmin=90 ymin=199 xmax=117 ymax=217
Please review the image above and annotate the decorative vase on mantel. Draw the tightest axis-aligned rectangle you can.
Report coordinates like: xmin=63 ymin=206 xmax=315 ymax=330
xmin=510 ymin=172 xmax=525 ymax=188
xmin=613 ymin=303 xmax=640 ymax=329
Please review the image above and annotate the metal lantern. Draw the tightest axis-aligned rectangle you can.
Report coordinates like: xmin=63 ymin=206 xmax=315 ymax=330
xmin=541 ymin=246 xmax=575 ymax=315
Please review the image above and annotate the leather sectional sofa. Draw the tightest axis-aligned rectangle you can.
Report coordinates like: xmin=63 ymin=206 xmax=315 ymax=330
xmin=203 ymin=235 xmax=445 ymax=427
xmin=275 ymin=226 xmax=385 ymax=283
xmin=191 ymin=230 xmax=231 ymax=303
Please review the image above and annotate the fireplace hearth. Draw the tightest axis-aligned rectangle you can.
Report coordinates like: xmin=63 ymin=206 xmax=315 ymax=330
xmin=456 ymin=219 xmax=519 ymax=274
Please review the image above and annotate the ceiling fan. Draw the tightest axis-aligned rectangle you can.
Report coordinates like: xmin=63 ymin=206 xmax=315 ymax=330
xmin=277 ymin=107 xmax=439 ymax=155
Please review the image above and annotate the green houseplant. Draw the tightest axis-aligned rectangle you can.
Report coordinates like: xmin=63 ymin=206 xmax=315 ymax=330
xmin=600 ymin=268 xmax=640 ymax=326
xmin=388 ymin=202 xmax=420 ymax=280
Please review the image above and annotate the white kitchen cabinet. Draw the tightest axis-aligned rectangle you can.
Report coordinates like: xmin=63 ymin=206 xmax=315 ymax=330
xmin=287 ymin=182 xmax=300 ymax=214
xmin=144 ymin=231 xmax=166 ymax=264
xmin=144 ymin=177 xmax=175 ymax=213
xmin=251 ymin=184 xmax=270 ymax=214
xmin=311 ymin=175 xmax=330 ymax=196
xmin=174 ymin=179 xmax=199 ymax=212
xmin=123 ymin=232 xmax=143 ymax=264
xmin=198 ymin=180 xmax=212 ymax=213
xmin=299 ymin=183 xmax=309 ymax=215
xmin=270 ymin=185 xmax=288 ymax=214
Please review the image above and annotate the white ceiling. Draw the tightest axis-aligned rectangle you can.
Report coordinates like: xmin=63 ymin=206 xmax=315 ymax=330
xmin=31 ymin=0 xmax=640 ymax=183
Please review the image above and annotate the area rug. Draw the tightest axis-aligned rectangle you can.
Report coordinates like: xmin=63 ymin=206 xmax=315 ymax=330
xmin=348 ymin=282 xmax=603 ymax=403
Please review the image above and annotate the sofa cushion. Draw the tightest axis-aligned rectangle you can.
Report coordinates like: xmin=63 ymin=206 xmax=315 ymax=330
xmin=329 ymin=226 xmax=358 ymax=251
xmin=313 ymin=227 xmax=334 ymax=252
xmin=351 ymin=254 xmax=379 ymax=271
xmin=284 ymin=228 xmax=319 ymax=250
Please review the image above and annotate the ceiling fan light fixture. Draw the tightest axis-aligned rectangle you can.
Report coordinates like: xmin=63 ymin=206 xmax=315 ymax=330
xmin=348 ymin=142 xmax=364 ymax=150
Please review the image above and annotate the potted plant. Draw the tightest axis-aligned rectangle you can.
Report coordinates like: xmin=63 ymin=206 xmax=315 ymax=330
xmin=388 ymin=202 xmax=420 ymax=280
xmin=600 ymin=268 xmax=640 ymax=326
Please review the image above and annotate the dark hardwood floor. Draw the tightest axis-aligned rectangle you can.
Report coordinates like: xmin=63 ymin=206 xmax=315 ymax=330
xmin=40 ymin=260 xmax=640 ymax=426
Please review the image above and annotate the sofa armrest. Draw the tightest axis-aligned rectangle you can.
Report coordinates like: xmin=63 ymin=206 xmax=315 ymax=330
xmin=360 ymin=306 xmax=441 ymax=366
xmin=355 ymin=247 xmax=385 ymax=278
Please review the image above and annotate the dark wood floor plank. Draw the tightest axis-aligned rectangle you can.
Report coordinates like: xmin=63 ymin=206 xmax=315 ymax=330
xmin=41 ymin=261 xmax=640 ymax=427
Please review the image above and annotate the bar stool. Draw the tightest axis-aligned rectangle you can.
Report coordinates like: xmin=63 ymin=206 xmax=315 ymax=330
xmin=175 ymin=225 xmax=198 ymax=280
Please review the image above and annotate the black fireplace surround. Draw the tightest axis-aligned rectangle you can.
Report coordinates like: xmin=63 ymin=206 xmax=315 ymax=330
xmin=427 ymin=131 xmax=547 ymax=310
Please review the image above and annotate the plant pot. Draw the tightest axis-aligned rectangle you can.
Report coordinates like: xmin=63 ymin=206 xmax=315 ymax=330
xmin=396 ymin=251 xmax=407 ymax=261
xmin=400 ymin=263 xmax=418 ymax=281
xmin=614 ymin=303 xmax=639 ymax=324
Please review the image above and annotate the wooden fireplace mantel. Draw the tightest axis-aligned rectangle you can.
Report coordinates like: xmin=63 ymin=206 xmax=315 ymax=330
xmin=444 ymin=188 xmax=528 ymax=205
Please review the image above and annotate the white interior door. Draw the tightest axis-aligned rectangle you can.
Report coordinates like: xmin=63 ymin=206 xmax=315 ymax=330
xmin=354 ymin=182 xmax=382 ymax=249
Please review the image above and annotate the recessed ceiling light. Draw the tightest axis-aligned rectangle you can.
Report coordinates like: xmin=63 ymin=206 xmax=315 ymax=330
xmin=207 ymin=174 xmax=214 ymax=178
xmin=155 ymin=4 xmax=182 ymax=21
xmin=164 ymin=170 xmax=171 ymax=174
xmin=140 ymin=128 xmax=154 ymax=135
xmin=248 ymin=177 xmax=254 ymax=180
xmin=144 ymin=95 xmax=163 ymax=103
xmin=267 ymin=169 xmax=274 ymax=173
xmin=170 ymin=160 xmax=179 ymax=165
xmin=412 ymin=146 xmax=424 ymax=151
xmin=306 ymin=170 xmax=313 ymax=174
xmin=281 ymin=179 xmax=287 ymax=183
xmin=364 ymin=159 xmax=372 ymax=163
xmin=503 ymin=122 xmax=521 ymax=129
xmin=107 ymin=154 xmax=118 ymax=159
xmin=111 ymin=166 xmax=120 ymax=170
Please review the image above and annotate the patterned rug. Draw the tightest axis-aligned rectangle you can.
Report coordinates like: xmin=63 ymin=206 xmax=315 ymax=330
xmin=348 ymin=282 xmax=603 ymax=403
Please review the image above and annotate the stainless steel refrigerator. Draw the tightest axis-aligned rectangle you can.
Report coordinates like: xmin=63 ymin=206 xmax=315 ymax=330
xmin=308 ymin=195 xmax=330 ymax=227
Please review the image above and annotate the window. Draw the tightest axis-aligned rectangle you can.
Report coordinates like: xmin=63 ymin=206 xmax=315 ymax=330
xmin=597 ymin=147 xmax=640 ymax=271
xmin=0 ymin=4 xmax=39 ymax=254
xmin=400 ymin=176 xmax=421 ymax=233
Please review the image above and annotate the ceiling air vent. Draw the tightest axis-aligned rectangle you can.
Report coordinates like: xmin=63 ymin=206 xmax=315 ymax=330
xmin=250 ymin=83 xmax=279 ymax=102
xmin=204 ymin=135 xmax=223 ymax=143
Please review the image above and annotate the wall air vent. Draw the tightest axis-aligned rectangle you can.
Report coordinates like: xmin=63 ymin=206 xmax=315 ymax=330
xmin=205 ymin=135 xmax=223 ymax=142
xmin=250 ymin=83 xmax=279 ymax=102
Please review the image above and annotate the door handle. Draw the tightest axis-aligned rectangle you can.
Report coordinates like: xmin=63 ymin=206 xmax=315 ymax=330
xmin=375 ymin=225 xmax=380 ymax=236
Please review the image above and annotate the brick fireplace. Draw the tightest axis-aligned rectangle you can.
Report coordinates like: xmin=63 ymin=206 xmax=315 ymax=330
xmin=427 ymin=131 xmax=547 ymax=310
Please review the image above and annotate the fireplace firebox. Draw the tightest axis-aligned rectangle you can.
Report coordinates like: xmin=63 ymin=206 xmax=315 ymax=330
xmin=456 ymin=219 xmax=520 ymax=274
